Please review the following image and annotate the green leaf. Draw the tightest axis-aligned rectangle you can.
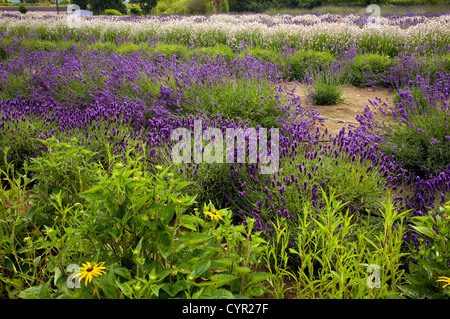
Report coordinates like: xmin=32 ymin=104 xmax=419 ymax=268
xmin=82 ymin=185 xmax=104 ymax=199
xmin=113 ymin=267 xmax=131 ymax=280
xmin=249 ymin=272 xmax=273 ymax=285
xmin=180 ymin=214 xmax=203 ymax=231
xmin=175 ymin=181 xmax=194 ymax=191
xmin=133 ymin=193 xmax=152 ymax=212
xmin=191 ymin=260 xmax=211 ymax=278
xmin=162 ymin=280 xmax=188 ymax=297
xmin=33 ymin=255 xmax=42 ymax=268
xmin=207 ymin=288 xmax=235 ymax=299
xmin=102 ymin=271 xmax=119 ymax=299
xmin=159 ymin=201 xmax=175 ymax=224
xmin=150 ymin=283 xmax=165 ymax=297
xmin=54 ymin=266 xmax=61 ymax=287
xmin=181 ymin=232 xmax=212 ymax=245
xmin=233 ymin=265 xmax=251 ymax=274
xmin=191 ymin=287 xmax=205 ymax=299
xmin=411 ymin=226 xmax=437 ymax=239
xmin=116 ymin=281 xmax=133 ymax=298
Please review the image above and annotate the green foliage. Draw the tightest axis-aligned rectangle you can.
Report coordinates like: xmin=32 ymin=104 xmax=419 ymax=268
xmin=240 ymin=47 xmax=287 ymax=69
xmin=0 ymin=116 xmax=46 ymax=175
xmin=186 ymin=0 xmax=214 ymax=14
xmin=380 ymin=90 xmax=450 ymax=177
xmin=288 ymin=50 xmax=335 ymax=81
xmin=251 ymin=144 xmax=388 ymax=225
xmin=129 ymin=4 xmax=143 ymax=15
xmin=349 ymin=53 xmax=393 ymax=87
xmin=298 ymin=0 xmax=322 ymax=9
xmin=152 ymin=43 xmax=191 ymax=59
xmin=184 ymin=78 xmax=283 ymax=128
xmin=153 ymin=0 xmax=215 ymax=14
xmin=0 ymin=140 xmax=272 ymax=299
xmin=70 ymin=0 xmax=89 ymax=10
xmin=401 ymin=202 xmax=450 ymax=298
xmin=310 ymin=70 xmax=343 ymax=105
xmin=25 ymin=138 xmax=98 ymax=209
xmin=196 ymin=44 xmax=235 ymax=61
xmin=89 ymin=0 xmax=127 ymax=15
xmin=18 ymin=4 xmax=28 ymax=14
xmin=104 ymin=9 xmax=123 ymax=15
xmin=136 ymin=0 xmax=157 ymax=14
xmin=0 ymin=46 xmax=6 ymax=61
xmin=0 ymin=148 xmax=85 ymax=298
xmin=265 ymin=189 xmax=409 ymax=298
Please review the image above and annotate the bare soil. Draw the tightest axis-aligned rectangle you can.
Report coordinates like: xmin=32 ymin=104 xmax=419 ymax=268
xmin=283 ymin=82 xmax=395 ymax=137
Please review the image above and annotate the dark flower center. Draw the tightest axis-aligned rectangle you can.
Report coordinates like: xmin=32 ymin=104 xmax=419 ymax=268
xmin=86 ymin=267 xmax=94 ymax=272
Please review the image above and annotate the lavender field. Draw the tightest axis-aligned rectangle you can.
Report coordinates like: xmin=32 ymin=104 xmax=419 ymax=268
xmin=0 ymin=11 xmax=449 ymax=299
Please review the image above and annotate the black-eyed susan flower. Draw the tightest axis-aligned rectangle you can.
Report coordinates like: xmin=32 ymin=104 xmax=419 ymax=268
xmin=203 ymin=202 xmax=223 ymax=222
xmin=436 ymin=276 xmax=450 ymax=289
xmin=73 ymin=262 xmax=106 ymax=286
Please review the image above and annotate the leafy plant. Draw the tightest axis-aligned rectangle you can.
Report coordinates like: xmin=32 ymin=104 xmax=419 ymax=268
xmin=309 ymin=70 xmax=343 ymax=105
xmin=18 ymin=4 xmax=28 ymax=14
xmin=287 ymin=189 xmax=409 ymax=298
xmin=380 ymin=90 xmax=450 ymax=177
xmin=288 ymin=50 xmax=335 ymax=81
xmin=401 ymin=201 xmax=450 ymax=299
xmin=104 ymin=9 xmax=123 ymax=15
xmin=129 ymin=5 xmax=143 ymax=15
xmin=349 ymin=53 xmax=393 ymax=87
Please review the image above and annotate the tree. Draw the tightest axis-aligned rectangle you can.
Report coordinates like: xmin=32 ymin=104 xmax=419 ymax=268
xmin=89 ymin=0 xmax=127 ymax=15
xmin=137 ymin=0 xmax=158 ymax=14
xmin=70 ymin=0 xmax=89 ymax=10
xmin=211 ymin=0 xmax=229 ymax=12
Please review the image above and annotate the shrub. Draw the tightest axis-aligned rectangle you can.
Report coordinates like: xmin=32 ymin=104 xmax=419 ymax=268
xmin=186 ymin=0 xmax=213 ymax=14
xmin=349 ymin=53 xmax=393 ymax=87
xmin=104 ymin=9 xmax=122 ymax=15
xmin=241 ymin=47 xmax=285 ymax=64
xmin=18 ymin=4 xmax=28 ymax=14
xmin=196 ymin=45 xmax=236 ymax=62
xmin=184 ymin=78 xmax=283 ymax=129
xmin=288 ymin=50 xmax=335 ymax=81
xmin=380 ymin=89 xmax=450 ymax=177
xmin=152 ymin=43 xmax=191 ymax=59
xmin=129 ymin=5 xmax=142 ymax=15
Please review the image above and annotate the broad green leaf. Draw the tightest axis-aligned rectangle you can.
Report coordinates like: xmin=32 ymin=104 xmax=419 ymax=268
xmin=116 ymin=281 xmax=133 ymax=298
xmin=161 ymin=280 xmax=188 ymax=297
xmin=192 ymin=260 xmax=211 ymax=278
xmin=249 ymin=272 xmax=273 ymax=285
xmin=175 ymin=181 xmax=194 ymax=191
xmin=54 ymin=266 xmax=61 ymax=287
xmin=181 ymin=232 xmax=212 ymax=245
xmin=411 ymin=226 xmax=437 ymax=239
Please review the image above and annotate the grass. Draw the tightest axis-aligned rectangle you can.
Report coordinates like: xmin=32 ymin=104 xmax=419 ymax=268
xmin=310 ymin=71 xmax=343 ymax=105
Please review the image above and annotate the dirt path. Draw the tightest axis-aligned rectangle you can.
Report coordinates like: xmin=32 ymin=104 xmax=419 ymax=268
xmin=283 ymin=82 xmax=395 ymax=137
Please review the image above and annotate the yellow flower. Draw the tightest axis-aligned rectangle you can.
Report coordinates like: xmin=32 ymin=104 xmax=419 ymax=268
xmin=203 ymin=209 xmax=223 ymax=222
xmin=436 ymin=276 xmax=450 ymax=288
xmin=73 ymin=262 xmax=106 ymax=286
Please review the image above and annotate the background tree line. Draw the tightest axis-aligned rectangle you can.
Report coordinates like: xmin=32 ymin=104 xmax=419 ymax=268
xmin=68 ymin=0 xmax=448 ymax=15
